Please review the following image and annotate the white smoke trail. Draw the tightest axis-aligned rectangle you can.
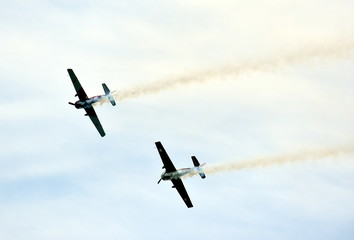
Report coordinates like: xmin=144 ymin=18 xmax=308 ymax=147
xmin=184 ymin=144 xmax=354 ymax=178
xmin=94 ymin=38 xmax=354 ymax=106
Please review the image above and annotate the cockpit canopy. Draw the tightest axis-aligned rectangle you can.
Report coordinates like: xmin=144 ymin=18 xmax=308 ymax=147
xmin=161 ymin=171 xmax=171 ymax=180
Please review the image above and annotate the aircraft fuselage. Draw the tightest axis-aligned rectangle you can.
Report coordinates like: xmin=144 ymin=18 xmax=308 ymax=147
xmin=74 ymin=95 xmax=105 ymax=109
xmin=161 ymin=167 xmax=199 ymax=181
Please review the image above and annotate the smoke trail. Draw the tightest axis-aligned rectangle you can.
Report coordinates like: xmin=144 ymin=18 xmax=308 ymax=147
xmin=94 ymin=38 xmax=354 ymax=106
xmin=184 ymin=144 xmax=354 ymax=178
xmin=95 ymin=40 xmax=354 ymax=106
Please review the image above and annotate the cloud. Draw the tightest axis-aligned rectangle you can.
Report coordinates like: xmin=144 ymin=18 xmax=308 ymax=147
xmin=1 ymin=1 xmax=354 ymax=240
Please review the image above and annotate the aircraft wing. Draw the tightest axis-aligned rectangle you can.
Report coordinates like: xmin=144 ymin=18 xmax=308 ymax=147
xmin=84 ymin=107 xmax=106 ymax=137
xmin=155 ymin=142 xmax=177 ymax=173
xmin=67 ymin=69 xmax=88 ymax=101
xmin=171 ymin=179 xmax=193 ymax=208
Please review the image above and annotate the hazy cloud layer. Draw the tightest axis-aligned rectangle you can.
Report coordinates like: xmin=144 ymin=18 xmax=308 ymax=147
xmin=0 ymin=1 xmax=354 ymax=240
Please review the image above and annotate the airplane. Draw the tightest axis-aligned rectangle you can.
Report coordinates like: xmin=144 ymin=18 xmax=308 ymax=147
xmin=155 ymin=141 xmax=206 ymax=208
xmin=67 ymin=69 xmax=116 ymax=137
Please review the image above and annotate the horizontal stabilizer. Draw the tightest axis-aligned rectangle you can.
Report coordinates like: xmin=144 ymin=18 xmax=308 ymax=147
xmin=192 ymin=156 xmax=206 ymax=179
xmin=102 ymin=83 xmax=116 ymax=106
xmin=102 ymin=83 xmax=110 ymax=95
xmin=107 ymin=95 xmax=116 ymax=106
xmin=192 ymin=156 xmax=200 ymax=167
xmin=198 ymin=170 xmax=206 ymax=179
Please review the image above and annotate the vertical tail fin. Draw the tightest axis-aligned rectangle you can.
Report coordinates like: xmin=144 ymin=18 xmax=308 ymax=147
xmin=191 ymin=156 xmax=206 ymax=179
xmin=102 ymin=83 xmax=116 ymax=106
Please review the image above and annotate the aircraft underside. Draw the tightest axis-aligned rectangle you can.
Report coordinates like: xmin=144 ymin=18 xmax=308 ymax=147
xmin=67 ymin=69 xmax=116 ymax=137
xmin=75 ymin=96 xmax=104 ymax=109
xmin=161 ymin=168 xmax=194 ymax=181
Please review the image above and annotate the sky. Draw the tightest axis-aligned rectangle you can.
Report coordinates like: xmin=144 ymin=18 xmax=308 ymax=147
xmin=1 ymin=0 xmax=354 ymax=239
